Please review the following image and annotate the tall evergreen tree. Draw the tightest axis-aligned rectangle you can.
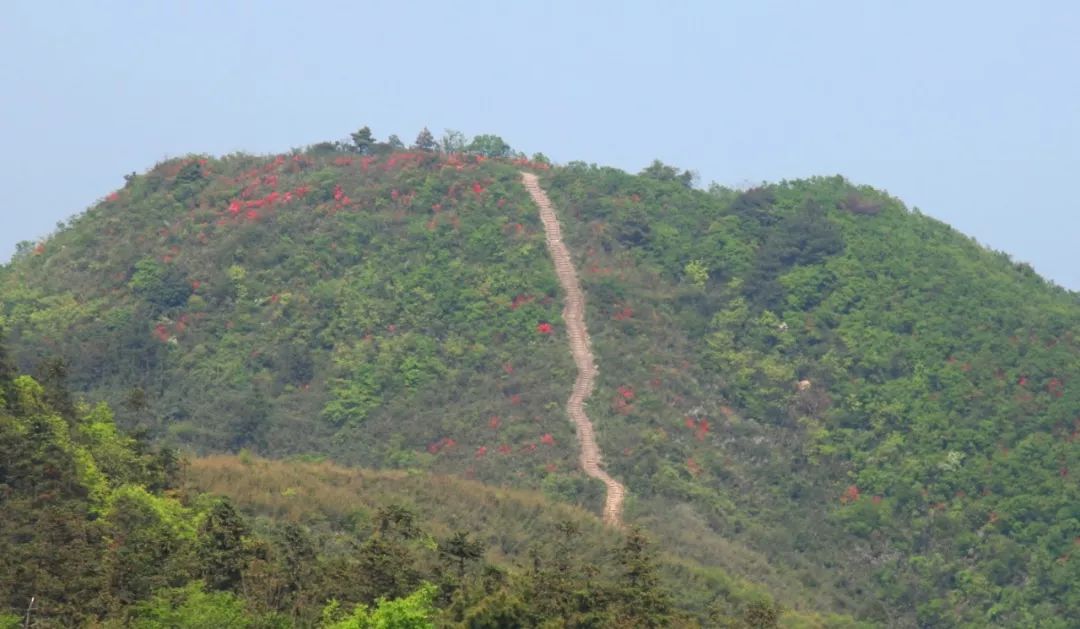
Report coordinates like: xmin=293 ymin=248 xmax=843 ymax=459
xmin=412 ymin=127 xmax=436 ymax=151
xmin=197 ymin=499 xmax=250 ymax=592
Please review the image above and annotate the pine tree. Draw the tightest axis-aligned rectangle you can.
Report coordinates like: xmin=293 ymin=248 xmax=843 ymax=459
xmin=412 ymin=127 xmax=436 ymax=151
xmin=197 ymin=499 xmax=251 ymax=592
xmin=350 ymin=126 xmax=375 ymax=154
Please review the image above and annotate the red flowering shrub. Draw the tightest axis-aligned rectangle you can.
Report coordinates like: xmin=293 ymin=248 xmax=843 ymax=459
xmin=488 ymin=415 xmax=501 ymax=429
xmin=617 ymin=386 xmax=635 ymax=400
xmin=427 ymin=437 xmax=458 ymax=454
xmin=540 ymin=433 xmax=555 ymax=445
xmin=684 ymin=417 xmax=710 ymax=440
xmin=537 ymin=322 xmax=553 ymax=334
xmin=475 ymin=446 xmax=487 ymax=458
xmin=840 ymin=485 xmax=860 ymax=504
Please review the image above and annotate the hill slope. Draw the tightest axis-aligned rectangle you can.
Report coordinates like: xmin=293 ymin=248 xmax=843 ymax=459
xmin=3 ymin=142 xmax=1079 ymax=626
xmin=1 ymin=349 xmax=845 ymax=626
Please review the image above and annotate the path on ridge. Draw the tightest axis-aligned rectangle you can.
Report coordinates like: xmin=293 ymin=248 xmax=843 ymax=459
xmin=521 ymin=171 xmax=626 ymax=527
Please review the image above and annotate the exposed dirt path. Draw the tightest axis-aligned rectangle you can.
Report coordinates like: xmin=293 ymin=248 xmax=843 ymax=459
xmin=521 ymin=172 xmax=626 ymax=527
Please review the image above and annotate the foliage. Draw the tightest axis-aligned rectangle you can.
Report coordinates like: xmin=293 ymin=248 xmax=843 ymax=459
xmin=124 ymin=581 xmax=254 ymax=628
xmin=465 ymin=134 xmax=513 ymax=158
xmin=320 ymin=583 xmax=437 ymax=629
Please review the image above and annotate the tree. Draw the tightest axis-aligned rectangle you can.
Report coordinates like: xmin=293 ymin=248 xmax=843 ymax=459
xmin=0 ymin=327 xmax=15 ymax=405
xmin=129 ymin=258 xmax=190 ymax=311
xmin=438 ymin=531 xmax=484 ymax=581
xmin=684 ymin=259 xmax=709 ymax=288
xmin=466 ymin=134 xmax=512 ymax=158
xmin=640 ymin=159 xmax=695 ymax=188
xmin=412 ymin=127 xmax=436 ymax=151
xmin=612 ymin=528 xmax=673 ymax=627
xmin=439 ymin=130 xmax=466 ymax=154
xmin=320 ymin=583 xmax=438 ymax=629
xmin=197 ymin=499 xmax=250 ymax=592
xmin=103 ymin=486 xmax=195 ymax=608
xmin=385 ymin=134 xmax=404 ymax=150
xmin=350 ymin=127 xmax=375 ymax=154
xmin=127 ymin=582 xmax=252 ymax=628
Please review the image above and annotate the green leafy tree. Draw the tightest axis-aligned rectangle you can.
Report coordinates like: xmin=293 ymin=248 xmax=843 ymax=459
xmin=320 ymin=583 xmax=437 ymax=629
xmin=127 ymin=581 xmax=252 ymax=629
xmin=466 ymin=134 xmax=513 ymax=158
xmin=439 ymin=129 xmax=466 ymax=153
xmin=129 ymin=258 xmax=190 ymax=311
xmin=350 ymin=127 xmax=375 ymax=154
xmin=684 ymin=259 xmax=709 ymax=288
xmin=640 ymin=159 xmax=695 ymax=187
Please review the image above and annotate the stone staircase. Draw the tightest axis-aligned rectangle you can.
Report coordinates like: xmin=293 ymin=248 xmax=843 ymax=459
xmin=521 ymin=171 xmax=626 ymax=527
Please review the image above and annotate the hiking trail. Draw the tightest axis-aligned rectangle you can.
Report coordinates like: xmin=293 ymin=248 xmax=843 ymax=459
xmin=521 ymin=171 xmax=626 ymax=527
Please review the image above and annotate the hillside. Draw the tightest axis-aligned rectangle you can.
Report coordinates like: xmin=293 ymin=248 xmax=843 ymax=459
xmin=1 ymin=349 xmax=844 ymax=626
xmin=3 ymin=136 xmax=1079 ymax=626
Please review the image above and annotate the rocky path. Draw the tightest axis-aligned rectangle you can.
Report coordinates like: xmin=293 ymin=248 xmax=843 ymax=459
xmin=521 ymin=172 xmax=626 ymax=527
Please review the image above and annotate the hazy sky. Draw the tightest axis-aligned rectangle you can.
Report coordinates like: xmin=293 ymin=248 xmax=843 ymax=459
xmin=2 ymin=1 xmax=1078 ymax=289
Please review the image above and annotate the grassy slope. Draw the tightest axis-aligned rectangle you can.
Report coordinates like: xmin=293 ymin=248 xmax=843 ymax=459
xmin=186 ymin=454 xmax=859 ymax=627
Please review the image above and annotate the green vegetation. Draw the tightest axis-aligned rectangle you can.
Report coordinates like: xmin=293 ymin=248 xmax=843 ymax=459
xmin=2 ymin=131 xmax=1078 ymax=626
xmin=0 ymin=334 xmax=827 ymax=626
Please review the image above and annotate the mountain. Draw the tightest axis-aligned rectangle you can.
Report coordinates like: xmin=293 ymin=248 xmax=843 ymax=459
xmin=2 ymin=136 xmax=1078 ymax=626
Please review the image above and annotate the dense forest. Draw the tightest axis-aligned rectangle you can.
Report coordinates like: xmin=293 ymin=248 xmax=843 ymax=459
xmin=1 ymin=128 xmax=1077 ymax=626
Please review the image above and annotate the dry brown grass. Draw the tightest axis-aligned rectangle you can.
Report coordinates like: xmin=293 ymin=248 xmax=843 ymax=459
xmin=187 ymin=454 xmax=614 ymax=565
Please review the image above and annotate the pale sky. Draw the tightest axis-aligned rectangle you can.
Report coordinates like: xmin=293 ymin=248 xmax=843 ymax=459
xmin=1 ymin=1 xmax=1077 ymax=289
